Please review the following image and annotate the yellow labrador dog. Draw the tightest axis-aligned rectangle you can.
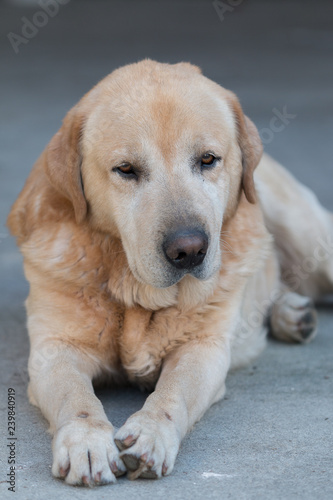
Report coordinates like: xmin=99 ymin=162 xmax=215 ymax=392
xmin=8 ymin=60 xmax=333 ymax=486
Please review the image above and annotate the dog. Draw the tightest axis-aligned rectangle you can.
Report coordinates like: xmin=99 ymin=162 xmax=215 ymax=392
xmin=7 ymin=60 xmax=333 ymax=486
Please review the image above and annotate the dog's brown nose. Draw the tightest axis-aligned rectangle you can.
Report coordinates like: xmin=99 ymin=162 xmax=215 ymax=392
xmin=163 ymin=229 xmax=208 ymax=270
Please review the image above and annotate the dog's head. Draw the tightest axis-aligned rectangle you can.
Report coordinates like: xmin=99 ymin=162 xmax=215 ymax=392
xmin=45 ymin=60 xmax=262 ymax=289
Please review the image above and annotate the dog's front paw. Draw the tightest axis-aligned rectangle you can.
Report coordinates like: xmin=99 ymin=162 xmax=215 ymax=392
xmin=114 ymin=410 xmax=180 ymax=480
xmin=52 ymin=418 xmax=126 ymax=486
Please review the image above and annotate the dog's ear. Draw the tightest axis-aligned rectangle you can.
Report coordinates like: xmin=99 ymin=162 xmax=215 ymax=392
xmin=44 ymin=107 xmax=87 ymax=223
xmin=174 ymin=62 xmax=202 ymax=75
xmin=227 ymin=94 xmax=263 ymax=204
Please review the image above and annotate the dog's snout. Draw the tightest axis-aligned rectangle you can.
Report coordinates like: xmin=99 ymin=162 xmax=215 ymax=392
xmin=163 ymin=229 xmax=208 ymax=270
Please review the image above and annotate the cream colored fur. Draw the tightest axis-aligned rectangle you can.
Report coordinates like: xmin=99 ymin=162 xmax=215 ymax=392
xmin=7 ymin=60 xmax=333 ymax=486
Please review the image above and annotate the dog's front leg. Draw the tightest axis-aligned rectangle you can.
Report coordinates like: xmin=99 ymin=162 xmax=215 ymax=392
xmin=28 ymin=339 xmax=126 ymax=486
xmin=115 ymin=338 xmax=230 ymax=479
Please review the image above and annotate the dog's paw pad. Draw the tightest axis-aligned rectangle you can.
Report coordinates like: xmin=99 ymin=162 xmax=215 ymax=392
xmin=121 ymin=452 xmax=158 ymax=480
xmin=114 ymin=411 xmax=179 ymax=480
xmin=121 ymin=453 xmax=141 ymax=472
xmin=297 ymin=310 xmax=317 ymax=340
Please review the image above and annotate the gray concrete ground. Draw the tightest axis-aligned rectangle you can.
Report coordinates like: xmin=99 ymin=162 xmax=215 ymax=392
xmin=0 ymin=1 xmax=333 ymax=498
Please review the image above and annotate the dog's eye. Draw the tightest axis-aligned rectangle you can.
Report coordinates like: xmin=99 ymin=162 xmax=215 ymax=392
xmin=200 ymin=153 xmax=217 ymax=168
xmin=114 ymin=163 xmax=137 ymax=179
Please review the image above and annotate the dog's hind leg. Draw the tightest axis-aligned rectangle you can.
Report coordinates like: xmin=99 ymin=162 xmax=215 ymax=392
xmin=255 ymin=154 xmax=333 ymax=300
xmin=270 ymin=289 xmax=318 ymax=344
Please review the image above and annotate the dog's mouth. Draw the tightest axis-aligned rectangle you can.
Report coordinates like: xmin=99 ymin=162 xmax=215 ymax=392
xmin=130 ymin=254 xmax=217 ymax=290
xmin=122 ymin=226 xmax=219 ymax=289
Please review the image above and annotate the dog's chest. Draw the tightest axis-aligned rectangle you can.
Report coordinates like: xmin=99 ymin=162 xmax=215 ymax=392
xmin=117 ymin=306 xmax=198 ymax=389
xmin=117 ymin=308 xmax=163 ymax=388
